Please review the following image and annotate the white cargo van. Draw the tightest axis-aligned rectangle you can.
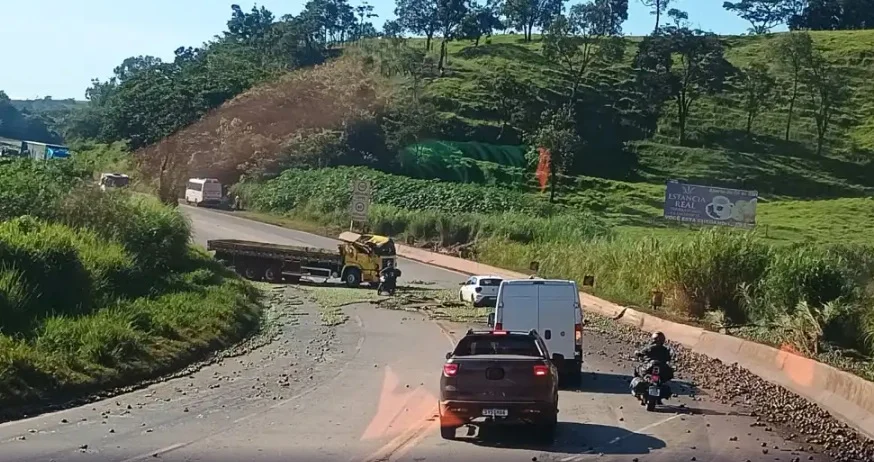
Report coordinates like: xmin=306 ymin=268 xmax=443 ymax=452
xmin=185 ymin=178 xmax=223 ymax=207
xmin=488 ymin=279 xmax=583 ymax=384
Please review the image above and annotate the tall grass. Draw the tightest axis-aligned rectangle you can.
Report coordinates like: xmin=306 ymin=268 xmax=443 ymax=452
xmin=236 ymin=166 xmax=612 ymax=247
xmin=478 ymin=229 xmax=874 ymax=361
xmin=0 ymin=159 xmax=260 ymax=409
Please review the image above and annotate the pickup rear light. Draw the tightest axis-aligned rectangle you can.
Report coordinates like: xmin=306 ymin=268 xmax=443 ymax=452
xmin=533 ymin=365 xmax=549 ymax=376
xmin=443 ymin=363 xmax=459 ymax=377
xmin=494 ymin=322 xmax=503 ymax=330
xmin=491 ymin=330 xmax=507 ymax=335
xmin=574 ymin=323 xmax=582 ymax=344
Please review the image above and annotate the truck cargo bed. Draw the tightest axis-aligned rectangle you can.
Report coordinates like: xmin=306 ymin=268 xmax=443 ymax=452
xmin=206 ymin=239 xmax=342 ymax=265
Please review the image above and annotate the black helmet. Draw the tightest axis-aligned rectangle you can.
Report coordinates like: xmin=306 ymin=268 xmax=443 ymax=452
xmin=651 ymin=331 xmax=666 ymax=345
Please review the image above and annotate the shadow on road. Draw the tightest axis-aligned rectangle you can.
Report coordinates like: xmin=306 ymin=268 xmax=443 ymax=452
xmin=460 ymin=422 xmax=666 ymax=454
xmin=572 ymin=372 xmax=696 ymax=397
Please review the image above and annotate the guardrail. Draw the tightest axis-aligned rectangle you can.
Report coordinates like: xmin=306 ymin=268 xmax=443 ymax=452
xmin=396 ymin=244 xmax=874 ymax=440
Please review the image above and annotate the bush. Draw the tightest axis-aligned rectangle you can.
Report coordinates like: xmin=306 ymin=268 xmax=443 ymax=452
xmin=0 ymin=159 xmax=88 ymax=221
xmin=241 ymin=166 xmax=545 ymax=216
xmin=54 ymin=187 xmax=191 ymax=274
xmin=0 ymin=159 xmax=261 ymax=409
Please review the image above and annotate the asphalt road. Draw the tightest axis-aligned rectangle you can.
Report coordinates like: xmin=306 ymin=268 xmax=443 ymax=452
xmin=0 ymin=206 xmax=829 ymax=462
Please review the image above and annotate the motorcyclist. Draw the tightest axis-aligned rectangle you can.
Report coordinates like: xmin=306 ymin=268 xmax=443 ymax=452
xmin=377 ymin=261 xmax=399 ymax=295
xmin=634 ymin=332 xmax=674 ymax=381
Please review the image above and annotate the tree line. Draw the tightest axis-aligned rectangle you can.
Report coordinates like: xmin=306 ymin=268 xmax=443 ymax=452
xmin=0 ymin=92 xmax=66 ymax=144
xmin=722 ymin=0 xmax=874 ymax=34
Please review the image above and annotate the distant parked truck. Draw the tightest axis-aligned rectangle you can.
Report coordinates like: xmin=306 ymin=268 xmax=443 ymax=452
xmin=19 ymin=141 xmax=70 ymax=160
xmin=206 ymin=232 xmax=398 ymax=286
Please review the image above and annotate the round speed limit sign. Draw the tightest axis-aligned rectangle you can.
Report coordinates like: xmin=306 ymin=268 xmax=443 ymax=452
xmin=353 ymin=180 xmax=371 ymax=196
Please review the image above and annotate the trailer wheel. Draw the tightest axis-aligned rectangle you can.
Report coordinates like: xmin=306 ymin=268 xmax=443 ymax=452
xmin=264 ymin=265 xmax=283 ymax=283
xmin=243 ymin=264 xmax=264 ymax=281
xmin=343 ymin=268 xmax=361 ymax=287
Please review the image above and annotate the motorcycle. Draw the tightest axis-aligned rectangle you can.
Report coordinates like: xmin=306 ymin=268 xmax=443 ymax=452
xmin=377 ymin=276 xmax=397 ymax=296
xmin=630 ymin=360 xmax=673 ymax=412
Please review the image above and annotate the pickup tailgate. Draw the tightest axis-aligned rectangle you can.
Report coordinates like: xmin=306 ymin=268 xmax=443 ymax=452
xmin=445 ymin=355 xmax=552 ymax=402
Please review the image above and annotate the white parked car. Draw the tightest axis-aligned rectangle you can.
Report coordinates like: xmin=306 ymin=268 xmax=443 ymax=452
xmin=458 ymin=275 xmax=503 ymax=307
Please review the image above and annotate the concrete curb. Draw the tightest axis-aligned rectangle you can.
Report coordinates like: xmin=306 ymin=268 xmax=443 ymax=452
xmin=397 ymin=244 xmax=874 ymax=440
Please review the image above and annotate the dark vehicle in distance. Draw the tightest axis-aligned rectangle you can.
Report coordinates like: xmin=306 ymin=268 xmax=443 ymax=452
xmin=439 ymin=329 xmax=561 ymax=443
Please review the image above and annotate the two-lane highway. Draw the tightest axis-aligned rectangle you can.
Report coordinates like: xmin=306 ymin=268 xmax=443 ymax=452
xmin=0 ymin=205 xmax=828 ymax=462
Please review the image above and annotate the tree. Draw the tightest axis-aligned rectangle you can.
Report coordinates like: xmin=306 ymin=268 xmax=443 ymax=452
xmin=542 ymin=0 xmax=626 ymax=103
xmin=595 ymin=0 xmax=629 ymax=33
xmin=435 ymin=0 xmax=468 ymax=74
xmin=226 ymin=4 xmax=275 ymax=43
xmin=395 ymin=0 xmax=439 ymax=51
xmin=530 ymin=104 xmax=580 ymax=202
xmin=789 ymin=0 xmax=874 ymax=31
xmin=112 ymin=56 xmax=163 ymax=82
xmin=737 ymin=62 xmax=776 ymax=135
xmin=354 ymin=2 xmax=379 ymax=42
xmin=502 ymin=0 xmax=565 ymax=42
xmin=665 ymin=7 xmax=688 ymax=27
xmin=722 ymin=0 xmax=791 ymax=34
xmin=476 ymin=68 xmax=537 ymax=141
xmin=457 ymin=0 xmax=505 ymax=46
xmin=639 ymin=0 xmax=672 ymax=34
xmin=382 ymin=19 xmax=404 ymax=38
xmin=769 ymin=31 xmax=812 ymax=140
xmin=634 ymin=27 xmax=735 ymax=144
xmin=802 ymin=51 xmax=849 ymax=155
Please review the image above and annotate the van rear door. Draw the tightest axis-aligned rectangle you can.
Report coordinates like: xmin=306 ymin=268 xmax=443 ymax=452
xmin=536 ymin=281 xmax=578 ymax=358
xmin=495 ymin=281 xmax=539 ymax=332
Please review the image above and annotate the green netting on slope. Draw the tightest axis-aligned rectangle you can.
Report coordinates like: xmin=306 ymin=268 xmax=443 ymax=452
xmin=399 ymin=140 xmax=531 ymax=187
xmin=407 ymin=140 xmax=527 ymax=167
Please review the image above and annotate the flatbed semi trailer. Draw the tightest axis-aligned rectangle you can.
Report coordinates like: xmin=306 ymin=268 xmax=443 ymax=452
xmin=207 ymin=232 xmax=398 ymax=287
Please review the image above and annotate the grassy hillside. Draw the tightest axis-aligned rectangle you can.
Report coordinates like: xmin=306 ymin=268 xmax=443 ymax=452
xmin=415 ymin=31 xmax=874 ymax=199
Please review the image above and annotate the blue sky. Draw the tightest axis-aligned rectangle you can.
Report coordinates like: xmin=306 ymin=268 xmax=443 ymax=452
xmin=1 ymin=0 xmax=774 ymax=100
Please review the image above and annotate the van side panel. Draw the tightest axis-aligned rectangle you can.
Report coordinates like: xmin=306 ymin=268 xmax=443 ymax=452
xmin=496 ymin=283 xmax=539 ymax=332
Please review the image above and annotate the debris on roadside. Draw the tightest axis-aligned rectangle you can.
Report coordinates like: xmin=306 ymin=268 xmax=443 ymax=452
xmin=586 ymin=314 xmax=874 ymax=462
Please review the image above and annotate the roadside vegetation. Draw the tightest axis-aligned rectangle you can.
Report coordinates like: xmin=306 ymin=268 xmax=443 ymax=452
xmin=7 ymin=1 xmax=874 ymax=382
xmin=0 ymin=159 xmax=260 ymax=409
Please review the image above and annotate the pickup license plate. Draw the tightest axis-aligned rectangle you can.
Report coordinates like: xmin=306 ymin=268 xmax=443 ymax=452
xmin=482 ymin=408 xmax=508 ymax=417
xmin=648 ymin=386 xmax=661 ymax=397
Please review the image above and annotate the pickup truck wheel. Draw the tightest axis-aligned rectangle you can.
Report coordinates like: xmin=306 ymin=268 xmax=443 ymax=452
xmin=439 ymin=419 xmax=457 ymax=440
xmin=343 ymin=268 xmax=361 ymax=288
xmin=534 ymin=419 xmax=557 ymax=444
xmin=264 ymin=265 xmax=283 ymax=283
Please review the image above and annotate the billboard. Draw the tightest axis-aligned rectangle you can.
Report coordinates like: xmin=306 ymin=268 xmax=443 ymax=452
xmin=663 ymin=180 xmax=758 ymax=228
